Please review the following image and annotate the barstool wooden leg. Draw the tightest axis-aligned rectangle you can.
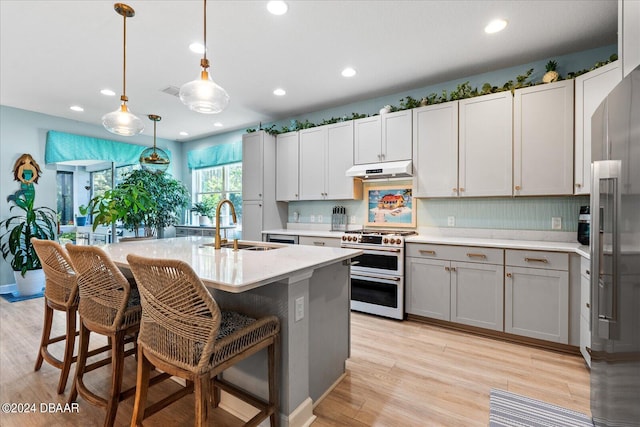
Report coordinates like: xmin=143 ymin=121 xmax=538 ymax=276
xmin=104 ymin=330 xmax=126 ymax=427
xmin=69 ymin=321 xmax=90 ymax=404
xmin=269 ymin=334 xmax=280 ymax=427
xmin=195 ymin=375 xmax=209 ymax=427
xmin=56 ymin=307 xmax=77 ymax=394
xmin=34 ymin=299 xmax=53 ymax=372
xmin=130 ymin=347 xmax=151 ymax=427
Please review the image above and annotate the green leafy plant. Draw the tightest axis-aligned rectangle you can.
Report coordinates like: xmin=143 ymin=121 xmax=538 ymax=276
xmin=190 ymin=201 xmax=214 ymax=218
xmin=398 ymin=96 xmax=420 ymax=110
xmin=90 ymin=181 xmax=154 ymax=235
xmin=78 ymin=204 xmax=90 ymax=216
xmin=0 ymin=188 xmax=57 ymax=276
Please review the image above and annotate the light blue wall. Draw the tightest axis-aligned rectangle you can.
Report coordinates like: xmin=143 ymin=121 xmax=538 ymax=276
xmin=0 ymin=105 xmax=183 ymax=285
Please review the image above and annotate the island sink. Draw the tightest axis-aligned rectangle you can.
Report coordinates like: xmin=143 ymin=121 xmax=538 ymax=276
xmin=201 ymin=240 xmax=285 ymax=251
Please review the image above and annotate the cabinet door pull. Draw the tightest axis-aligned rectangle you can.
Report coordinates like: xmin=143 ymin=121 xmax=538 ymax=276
xmin=452 ymin=188 xmax=458 ymax=193
xmin=444 ymin=266 xmax=450 ymax=272
xmin=506 ymin=272 xmax=512 ymax=278
xmin=575 ymin=183 xmax=582 ymax=188
xmin=313 ymin=241 xmax=325 ymax=246
xmin=459 ymin=187 xmax=465 ymax=192
xmin=586 ymin=302 xmax=590 ymax=309
xmin=515 ymin=185 xmax=521 ymax=191
xmin=586 ymin=269 xmax=590 ymax=275
xmin=419 ymin=250 xmax=436 ymax=255
xmin=466 ymin=253 xmax=487 ymax=259
xmin=450 ymin=267 xmax=456 ymax=272
xmin=524 ymin=257 xmax=548 ymax=263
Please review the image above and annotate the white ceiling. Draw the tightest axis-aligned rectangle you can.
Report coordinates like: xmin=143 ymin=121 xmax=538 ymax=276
xmin=0 ymin=1 xmax=617 ymax=142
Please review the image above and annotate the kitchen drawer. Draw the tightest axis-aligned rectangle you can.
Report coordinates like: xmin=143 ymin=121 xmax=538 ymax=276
xmin=406 ymin=243 xmax=461 ymax=260
xmin=406 ymin=243 xmax=503 ymax=265
xmin=505 ymin=250 xmax=568 ymax=271
xmin=580 ymin=255 xmax=591 ymax=279
xmin=176 ymin=228 xmax=188 ymax=237
xmin=447 ymin=246 xmax=503 ymax=265
xmin=202 ymin=229 xmax=215 ymax=237
xmin=299 ymin=236 xmax=340 ymax=248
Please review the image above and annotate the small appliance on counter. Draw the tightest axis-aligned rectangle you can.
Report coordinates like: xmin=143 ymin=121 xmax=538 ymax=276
xmin=577 ymin=205 xmax=590 ymax=245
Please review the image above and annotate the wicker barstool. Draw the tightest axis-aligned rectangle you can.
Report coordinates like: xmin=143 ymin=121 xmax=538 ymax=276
xmin=126 ymin=254 xmax=281 ymax=427
xmin=65 ymin=244 xmax=165 ymax=427
xmin=31 ymin=238 xmax=80 ymax=394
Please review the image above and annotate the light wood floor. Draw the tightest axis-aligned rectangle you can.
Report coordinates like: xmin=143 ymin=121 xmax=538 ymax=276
xmin=0 ymin=296 xmax=590 ymax=426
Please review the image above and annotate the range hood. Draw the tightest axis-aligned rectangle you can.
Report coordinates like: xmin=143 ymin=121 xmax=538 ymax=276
xmin=346 ymin=160 xmax=412 ymax=179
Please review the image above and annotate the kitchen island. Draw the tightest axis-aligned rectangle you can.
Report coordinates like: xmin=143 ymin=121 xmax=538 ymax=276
xmin=101 ymin=236 xmax=361 ymax=427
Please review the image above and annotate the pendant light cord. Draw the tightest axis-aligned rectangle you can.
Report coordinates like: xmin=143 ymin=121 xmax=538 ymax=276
xmin=203 ymin=0 xmax=208 ymax=64
xmin=122 ymin=11 xmax=127 ymax=100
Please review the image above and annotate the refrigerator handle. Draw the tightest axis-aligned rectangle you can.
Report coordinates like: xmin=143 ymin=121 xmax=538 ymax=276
xmin=590 ymin=160 xmax=621 ymax=340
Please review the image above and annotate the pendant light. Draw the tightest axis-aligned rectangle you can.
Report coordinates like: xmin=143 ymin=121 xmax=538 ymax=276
xmin=139 ymin=115 xmax=170 ymax=174
xmin=179 ymin=0 xmax=230 ymax=114
xmin=102 ymin=3 xmax=144 ymax=136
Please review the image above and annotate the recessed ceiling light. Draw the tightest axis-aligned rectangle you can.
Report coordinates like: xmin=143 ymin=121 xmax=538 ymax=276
xmin=179 ymin=131 xmax=189 ymax=136
xmin=213 ymin=122 xmax=223 ymax=127
xmin=100 ymin=88 xmax=116 ymax=96
xmin=189 ymin=42 xmax=205 ymax=54
xmin=484 ymin=18 xmax=508 ymax=34
xmin=341 ymin=67 xmax=357 ymax=78
xmin=273 ymin=88 xmax=286 ymax=96
xmin=267 ymin=1 xmax=288 ymax=15
xmin=70 ymin=105 xmax=84 ymax=112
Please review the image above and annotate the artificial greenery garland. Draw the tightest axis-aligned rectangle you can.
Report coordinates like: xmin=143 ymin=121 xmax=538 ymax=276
xmin=247 ymin=54 xmax=618 ymax=136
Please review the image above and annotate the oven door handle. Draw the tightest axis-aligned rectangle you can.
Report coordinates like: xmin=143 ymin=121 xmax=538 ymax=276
xmin=341 ymin=245 xmax=402 ymax=253
xmin=352 ymin=273 xmax=401 ymax=282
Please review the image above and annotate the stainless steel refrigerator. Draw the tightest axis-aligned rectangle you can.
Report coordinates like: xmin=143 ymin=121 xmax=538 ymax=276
xmin=590 ymin=65 xmax=640 ymax=427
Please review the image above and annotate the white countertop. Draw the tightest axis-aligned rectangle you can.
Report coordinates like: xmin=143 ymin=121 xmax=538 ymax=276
xmin=263 ymin=228 xmax=591 ymax=258
xmin=406 ymin=234 xmax=590 ymax=258
xmin=262 ymin=228 xmax=345 ymax=239
xmin=101 ymin=236 xmax=361 ymax=293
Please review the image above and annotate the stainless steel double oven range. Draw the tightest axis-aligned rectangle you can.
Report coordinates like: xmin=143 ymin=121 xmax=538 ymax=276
xmin=340 ymin=229 xmax=416 ymax=320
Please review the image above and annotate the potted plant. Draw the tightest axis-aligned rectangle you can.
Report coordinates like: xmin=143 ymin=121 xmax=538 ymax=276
xmin=75 ymin=204 xmax=90 ymax=226
xmin=190 ymin=201 xmax=214 ymax=226
xmin=0 ymin=188 xmax=57 ymax=295
xmin=90 ymin=170 xmax=189 ymax=238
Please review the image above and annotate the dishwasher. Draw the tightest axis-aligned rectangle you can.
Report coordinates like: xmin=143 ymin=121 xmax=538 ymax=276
xmin=265 ymin=234 xmax=298 ymax=244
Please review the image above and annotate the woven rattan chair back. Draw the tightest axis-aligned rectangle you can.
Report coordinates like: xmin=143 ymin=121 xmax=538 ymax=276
xmin=127 ymin=254 xmax=222 ymax=374
xmin=65 ymin=244 xmax=135 ymax=333
xmin=31 ymin=238 xmax=78 ymax=308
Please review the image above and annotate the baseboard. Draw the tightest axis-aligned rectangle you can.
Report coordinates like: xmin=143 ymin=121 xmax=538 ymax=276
xmin=219 ymin=394 xmax=316 ymax=427
xmin=313 ymin=373 xmax=346 ymax=408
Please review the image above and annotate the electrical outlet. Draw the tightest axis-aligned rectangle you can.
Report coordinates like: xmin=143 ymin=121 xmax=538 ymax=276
xmin=448 ymin=216 xmax=455 ymax=227
xmin=295 ymin=297 xmax=304 ymax=322
xmin=317 ymin=214 xmax=323 ymax=223
xmin=310 ymin=215 xmax=315 ymax=223
xmin=350 ymin=215 xmax=356 ymax=224
xmin=552 ymin=217 xmax=562 ymax=230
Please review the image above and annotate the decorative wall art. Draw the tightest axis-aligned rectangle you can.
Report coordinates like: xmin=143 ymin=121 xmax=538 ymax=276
xmin=365 ymin=185 xmax=415 ymax=227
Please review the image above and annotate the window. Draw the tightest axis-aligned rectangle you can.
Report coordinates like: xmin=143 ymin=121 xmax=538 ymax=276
xmin=90 ymin=164 xmax=137 ymax=198
xmin=56 ymin=171 xmax=74 ymax=225
xmin=192 ymin=163 xmax=242 ymax=227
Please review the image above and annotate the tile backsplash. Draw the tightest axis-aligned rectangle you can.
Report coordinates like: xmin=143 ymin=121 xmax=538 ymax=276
xmin=288 ymin=195 xmax=590 ymax=232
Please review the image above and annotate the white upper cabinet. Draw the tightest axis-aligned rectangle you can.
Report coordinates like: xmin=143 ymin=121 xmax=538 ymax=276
xmin=299 ymin=122 xmax=360 ymax=200
xmin=459 ymin=92 xmax=513 ymax=197
xmin=413 ymin=101 xmax=459 ymax=197
xmin=620 ymin=0 xmax=640 ymax=77
xmin=514 ymin=80 xmax=574 ymax=196
xmin=574 ymin=61 xmax=622 ymax=195
xmin=242 ymin=131 xmax=267 ymax=200
xmin=276 ymin=131 xmax=299 ymax=201
xmin=354 ymin=110 xmax=412 ymax=164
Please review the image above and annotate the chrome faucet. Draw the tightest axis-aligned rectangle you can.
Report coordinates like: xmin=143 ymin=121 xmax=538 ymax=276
xmin=214 ymin=199 xmax=238 ymax=249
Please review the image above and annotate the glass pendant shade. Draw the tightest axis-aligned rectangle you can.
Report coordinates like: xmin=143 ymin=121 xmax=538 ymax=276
xmin=140 ymin=114 xmax=169 ymax=174
xmin=102 ymin=103 xmax=144 ymax=136
xmin=140 ymin=147 xmax=170 ymax=174
xmin=179 ymin=70 xmax=230 ymax=114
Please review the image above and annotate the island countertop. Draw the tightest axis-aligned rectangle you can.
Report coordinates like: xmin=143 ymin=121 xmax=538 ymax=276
xmin=101 ymin=236 xmax=362 ymax=293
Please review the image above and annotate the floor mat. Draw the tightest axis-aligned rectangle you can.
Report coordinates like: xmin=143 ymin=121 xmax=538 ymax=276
xmin=489 ymin=389 xmax=593 ymax=427
xmin=0 ymin=289 xmax=44 ymax=303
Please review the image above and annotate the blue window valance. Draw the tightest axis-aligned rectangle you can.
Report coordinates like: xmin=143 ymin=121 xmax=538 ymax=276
xmin=45 ymin=130 xmax=169 ymax=165
xmin=187 ymin=141 xmax=242 ymax=169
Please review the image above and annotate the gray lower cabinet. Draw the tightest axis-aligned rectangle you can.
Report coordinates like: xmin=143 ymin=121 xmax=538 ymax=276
xmin=579 ymin=255 xmax=591 ymax=366
xmin=175 ymin=226 xmax=215 ymax=237
xmin=298 ymin=236 xmax=341 ymax=248
xmin=406 ymin=244 xmax=504 ymax=331
xmin=505 ymin=250 xmax=569 ymax=344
